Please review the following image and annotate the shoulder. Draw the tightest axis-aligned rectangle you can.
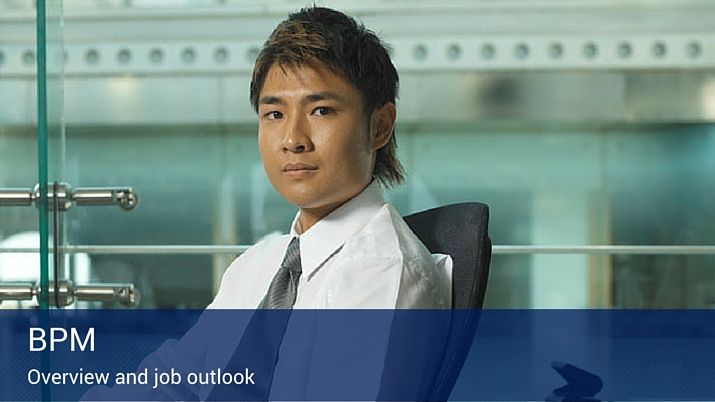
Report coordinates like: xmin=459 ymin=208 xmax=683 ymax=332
xmin=244 ymin=232 xmax=289 ymax=258
xmin=226 ymin=233 xmax=289 ymax=276
xmin=339 ymin=205 xmax=450 ymax=308
xmin=343 ymin=204 xmax=428 ymax=260
xmin=226 ymin=232 xmax=289 ymax=270
xmin=351 ymin=204 xmax=435 ymax=266
xmin=209 ymin=233 xmax=290 ymax=309
xmin=386 ymin=206 xmax=450 ymax=308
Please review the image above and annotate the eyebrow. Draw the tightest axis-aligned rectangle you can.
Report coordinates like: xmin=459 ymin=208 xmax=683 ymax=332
xmin=305 ymin=91 xmax=346 ymax=103
xmin=258 ymin=95 xmax=283 ymax=106
xmin=258 ymin=91 xmax=347 ymax=106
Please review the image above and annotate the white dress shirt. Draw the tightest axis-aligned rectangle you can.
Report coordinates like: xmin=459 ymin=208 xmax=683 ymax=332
xmin=210 ymin=181 xmax=452 ymax=309
xmin=80 ymin=183 xmax=452 ymax=401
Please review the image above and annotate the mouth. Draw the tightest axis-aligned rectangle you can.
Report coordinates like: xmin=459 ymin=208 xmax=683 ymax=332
xmin=282 ymin=163 xmax=318 ymax=175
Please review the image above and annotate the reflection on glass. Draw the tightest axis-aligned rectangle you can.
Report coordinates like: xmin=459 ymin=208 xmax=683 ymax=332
xmin=3 ymin=1 xmax=714 ymax=309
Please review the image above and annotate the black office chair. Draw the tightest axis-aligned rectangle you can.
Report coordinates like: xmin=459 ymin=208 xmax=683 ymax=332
xmin=403 ymin=202 xmax=492 ymax=309
xmin=403 ymin=202 xmax=492 ymax=401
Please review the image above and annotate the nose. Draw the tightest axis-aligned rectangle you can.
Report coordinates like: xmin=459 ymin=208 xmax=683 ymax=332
xmin=282 ymin=115 xmax=313 ymax=153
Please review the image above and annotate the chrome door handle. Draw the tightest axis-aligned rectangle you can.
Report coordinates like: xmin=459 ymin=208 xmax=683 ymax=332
xmin=0 ymin=280 xmax=140 ymax=307
xmin=74 ymin=283 xmax=140 ymax=306
xmin=0 ymin=183 xmax=138 ymax=211
xmin=72 ymin=187 xmax=138 ymax=210
xmin=0 ymin=190 xmax=34 ymax=206
xmin=0 ymin=282 xmax=35 ymax=301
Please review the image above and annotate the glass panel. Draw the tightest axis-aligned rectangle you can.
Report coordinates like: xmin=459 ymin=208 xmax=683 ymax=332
xmin=52 ymin=1 xmax=715 ymax=309
xmin=65 ymin=125 xmax=266 ymax=307
xmin=483 ymin=254 xmax=715 ymax=308
xmin=44 ymin=0 xmax=65 ymax=309
xmin=30 ymin=0 xmax=65 ymax=309
xmin=0 ymin=0 xmax=47 ymax=308
xmin=401 ymin=122 xmax=715 ymax=247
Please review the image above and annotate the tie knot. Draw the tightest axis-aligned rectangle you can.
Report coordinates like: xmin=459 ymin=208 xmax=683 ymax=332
xmin=282 ymin=236 xmax=301 ymax=274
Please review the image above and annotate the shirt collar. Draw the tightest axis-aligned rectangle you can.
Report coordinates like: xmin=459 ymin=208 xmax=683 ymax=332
xmin=289 ymin=180 xmax=385 ymax=278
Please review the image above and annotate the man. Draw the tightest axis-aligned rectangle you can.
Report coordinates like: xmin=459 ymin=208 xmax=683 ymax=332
xmin=209 ymin=6 xmax=451 ymax=309
xmin=81 ymin=8 xmax=452 ymax=401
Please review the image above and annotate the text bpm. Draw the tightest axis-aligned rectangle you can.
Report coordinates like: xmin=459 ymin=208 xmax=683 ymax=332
xmin=29 ymin=327 xmax=95 ymax=352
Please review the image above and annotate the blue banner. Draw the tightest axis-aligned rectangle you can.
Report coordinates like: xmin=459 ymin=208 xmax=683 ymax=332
xmin=0 ymin=309 xmax=714 ymax=401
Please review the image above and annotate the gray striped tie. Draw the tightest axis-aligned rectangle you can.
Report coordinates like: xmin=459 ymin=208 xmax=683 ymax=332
xmin=207 ymin=237 xmax=302 ymax=400
xmin=260 ymin=236 xmax=302 ymax=309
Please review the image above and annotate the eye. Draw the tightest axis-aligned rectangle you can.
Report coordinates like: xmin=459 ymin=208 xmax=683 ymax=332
xmin=312 ymin=106 xmax=335 ymax=116
xmin=264 ymin=110 xmax=283 ymax=120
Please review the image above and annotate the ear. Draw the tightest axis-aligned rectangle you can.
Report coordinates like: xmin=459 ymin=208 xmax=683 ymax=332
xmin=369 ymin=102 xmax=397 ymax=151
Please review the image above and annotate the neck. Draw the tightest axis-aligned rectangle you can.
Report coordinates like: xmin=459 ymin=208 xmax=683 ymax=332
xmin=297 ymin=202 xmax=343 ymax=233
xmin=297 ymin=182 xmax=373 ymax=233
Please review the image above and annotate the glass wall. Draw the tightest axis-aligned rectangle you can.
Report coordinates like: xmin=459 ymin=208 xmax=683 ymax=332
xmin=0 ymin=0 xmax=40 ymax=308
xmin=55 ymin=122 xmax=715 ymax=308
xmin=1 ymin=0 xmax=714 ymax=308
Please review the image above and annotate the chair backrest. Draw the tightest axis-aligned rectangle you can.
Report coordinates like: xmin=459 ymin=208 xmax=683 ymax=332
xmin=403 ymin=202 xmax=491 ymax=309
xmin=403 ymin=202 xmax=492 ymax=401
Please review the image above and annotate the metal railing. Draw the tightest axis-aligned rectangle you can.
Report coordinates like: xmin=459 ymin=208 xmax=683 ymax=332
xmin=1 ymin=245 xmax=715 ymax=255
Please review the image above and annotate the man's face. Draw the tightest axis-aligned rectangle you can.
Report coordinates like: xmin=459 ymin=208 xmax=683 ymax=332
xmin=257 ymin=63 xmax=378 ymax=221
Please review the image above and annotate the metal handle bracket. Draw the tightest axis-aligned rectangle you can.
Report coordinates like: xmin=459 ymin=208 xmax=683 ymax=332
xmin=0 ymin=183 xmax=138 ymax=211
xmin=0 ymin=280 xmax=140 ymax=307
